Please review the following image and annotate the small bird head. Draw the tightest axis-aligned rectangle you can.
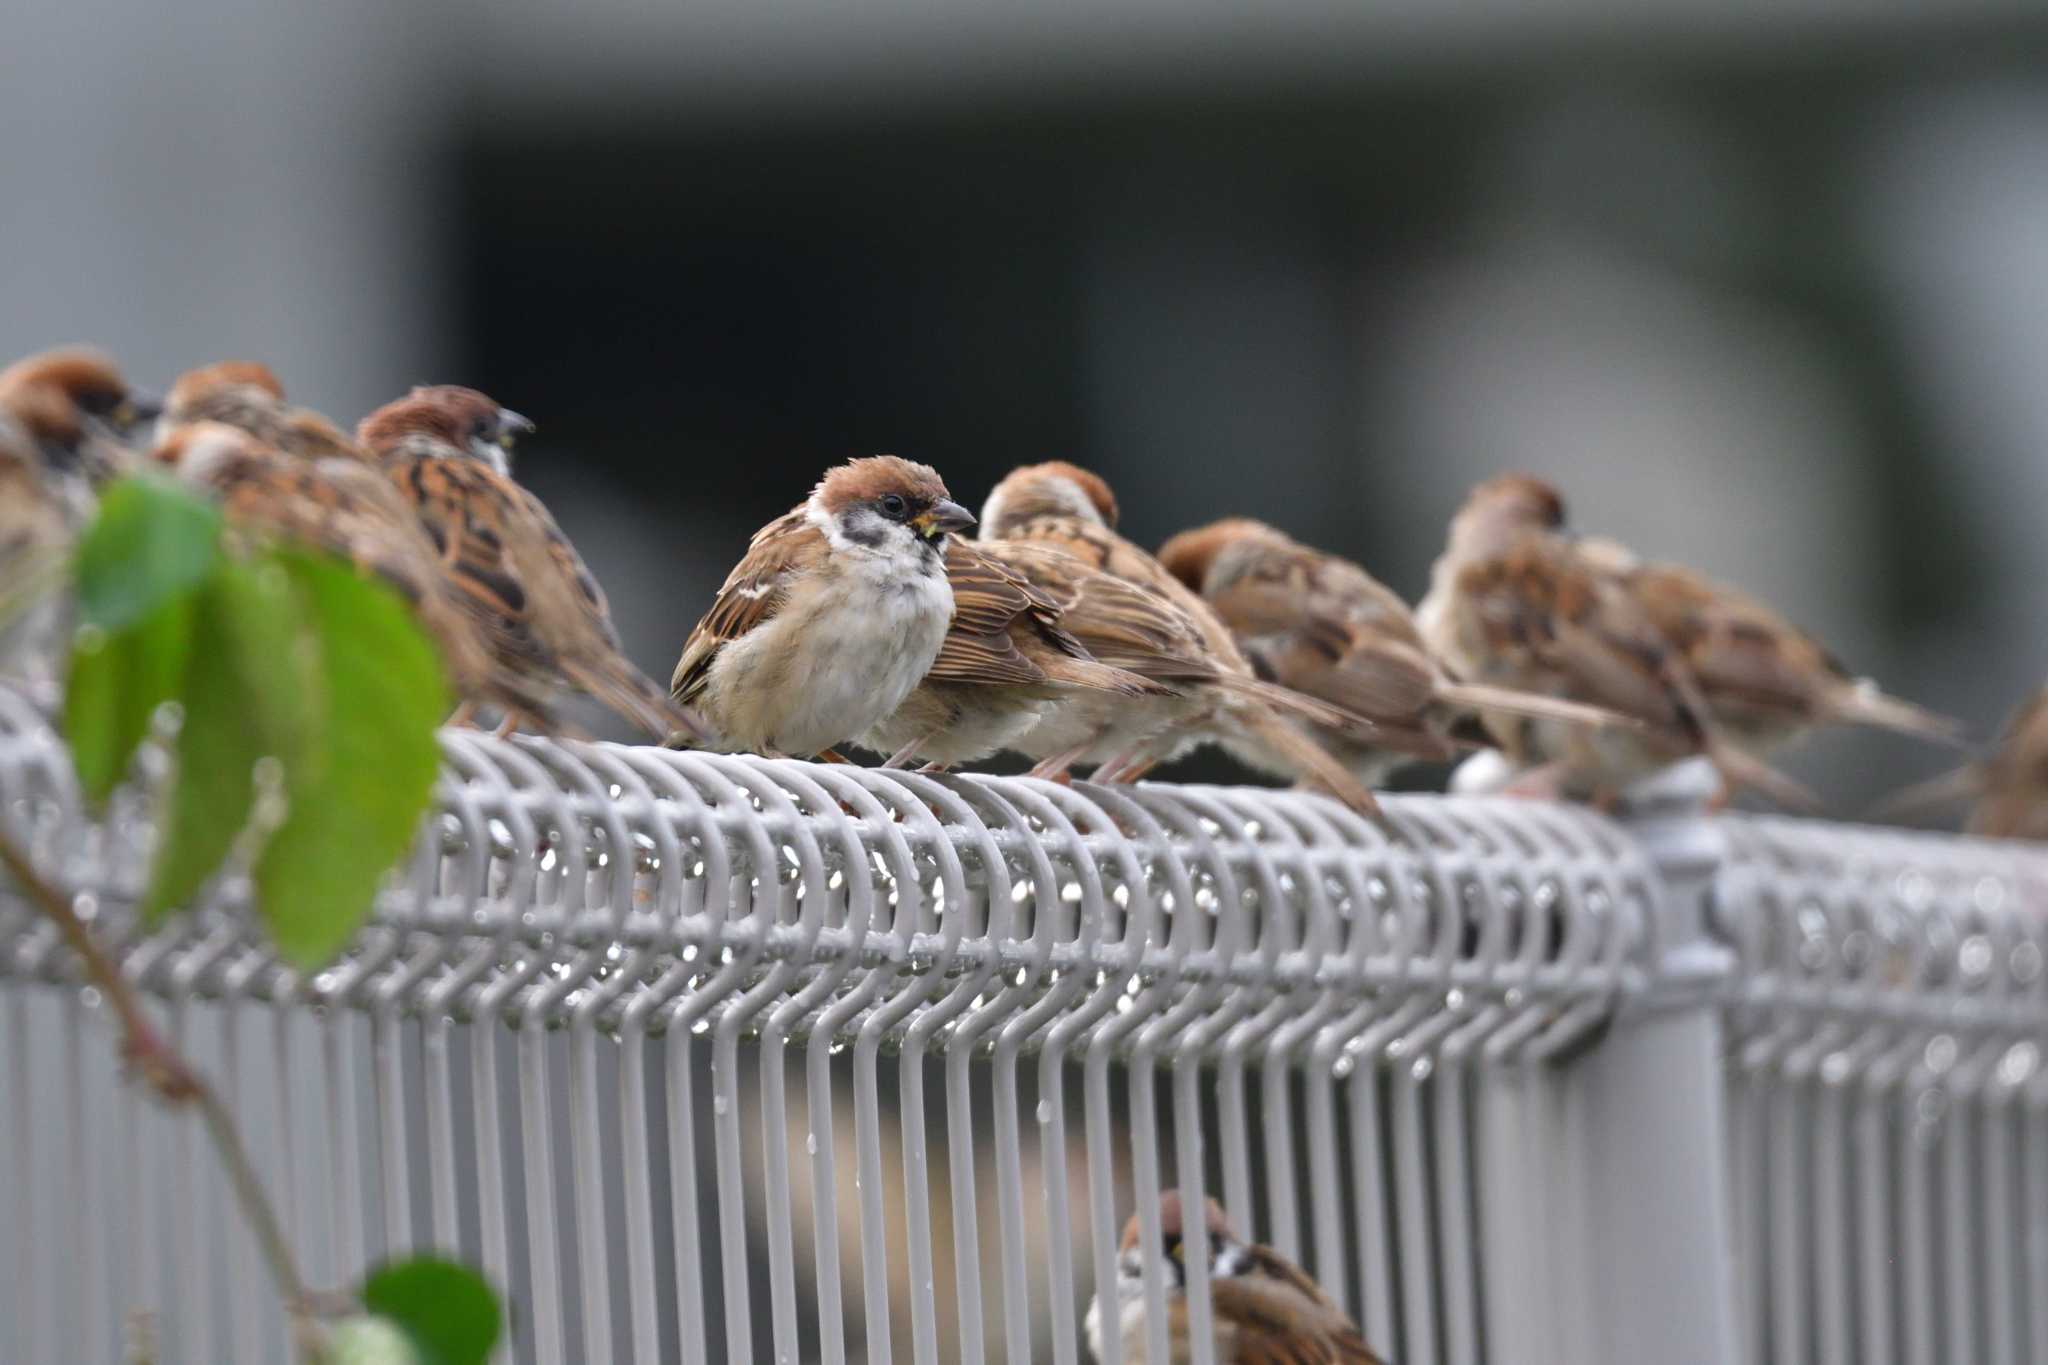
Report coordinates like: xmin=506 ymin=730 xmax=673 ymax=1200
xmin=812 ymin=455 xmax=974 ymax=558
xmin=163 ymin=359 xmax=285 ymax=423
xmin=151 ymin=419 xmax=268 ymax=485
xmin=1117 ymin=1189 xmax=1249 ymax=1290
xmin=357 ymin=386 xmax=532 ymax=474
xmin=0 ymin=347 xmax=157 ymax=481
xmin=1156 ymin=517 xmax=1286 ymax=594
xmin=1463 ymin=473 xmax=1567 ymax=530
xmin=979 ymin=461 xmax=1120 ymax=538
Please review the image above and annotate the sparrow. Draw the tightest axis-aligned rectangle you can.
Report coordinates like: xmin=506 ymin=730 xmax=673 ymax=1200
xmin=1971 ymin=687 xmax=2048 ymax=840
xmin=1157 ymin=517 xmax=1634 ymax=785
xmin=153 ymin=417 xmax=555 ymax=727
xmin=1877 ymin=685 xmax=2048 ymax=840
xmin=0 ymin=412 xmax=74 ymax=680
xmin=854 ymin=538 xmax=1169 ymax=769
xmin=1085 ymin=1189 xmax=1387 ymax=1365
xmin=357 ymin=386 xmax=706 ymax=742
xmin=1565 ymin=533 xmax=1962 ymax=755
xmin=978 ymin=462 xmax=1390 ymax=820
xmin=1414 ymin=474 xmax=1813 ymax=807
xmin=670 ymin=456 xmax=976 ymax=759
xmin=160 ymin=360 xmax=359 ymax=462
xmin=0 ymin=346 xmax=159 ymax=497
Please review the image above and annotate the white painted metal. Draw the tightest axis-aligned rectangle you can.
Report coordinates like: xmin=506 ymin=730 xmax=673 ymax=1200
xmin=0 ymin=685 xmax=2043 ymax=1364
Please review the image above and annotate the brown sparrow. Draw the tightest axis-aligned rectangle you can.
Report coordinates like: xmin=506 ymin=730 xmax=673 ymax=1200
xmin=1158 ymin=517 xmax=1632 ymax=785
xmin=855 ymin=538 xmax=1168 ymax=769
xmin=0 ymin=346 xmax=159 ymax=496
xmin=160 ymin=360 xmax=359 ymax=462
xmin=1566 ymin=533 xmax=1962 ymax=755
xmin=1415 ymin=474 xmax=1813 ymax=807
xmin=153 ymin=418 xmax=556 ymax=727
xmin=1881 ymin=686 xmax=2048 ymax=840
xmin=670 ymin=456 xmax=976 ymax=758
xmin=358 ymin=387 xmax=706 ymax=742
xmin=978 ymin=462 xmax=1389 ymax=820
xmin=1086 ymin=1189 xmax=1387 ymax=1365
xmin=1971 ymin=687 xmax=2048 ymax=840
xmin=0 ymin=412 xmax=74 ymax=681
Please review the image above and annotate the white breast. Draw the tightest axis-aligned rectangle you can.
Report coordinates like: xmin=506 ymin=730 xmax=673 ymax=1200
xmin=708 ymin=547 xmax=953 ymax=758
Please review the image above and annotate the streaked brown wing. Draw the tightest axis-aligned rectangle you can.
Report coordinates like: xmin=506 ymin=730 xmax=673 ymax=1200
xmin=1459 ymin=542 xmax=1691 ymax=733
xmin=926 ymin=542 xmax=1059 ymax=687
xmin=387 ymin=454 xmax=550 ymax=673
xmin=670 ymin=509 xmax=822 ymax=705
xmin=1227 ymin=1245 xmax=1386 ymax=1364
xmin=1628 ymin=564 xmax=1835 ymax=717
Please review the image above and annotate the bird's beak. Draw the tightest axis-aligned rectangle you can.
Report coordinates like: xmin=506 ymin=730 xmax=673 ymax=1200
xmin=496 ymin=408 xmax=535 ymax=444
xmin=913 ymin=499 xmax=976 ymax=541
xmin=115 ymin=390 xmax=163 ymax=436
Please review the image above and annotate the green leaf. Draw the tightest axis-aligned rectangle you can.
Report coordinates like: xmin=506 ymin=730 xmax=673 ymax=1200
xmin=64 ymin=592 xmax=197 ymax=807
xmin=360 ymin=1257 xmax=501 ymax=1365
xmin=253 ymin=552 xmax=448 ymax=967
xmin=142 ymin=561 xmax=314 ymax=923
xmin=72 ymin=476 xmax=221 ymax=632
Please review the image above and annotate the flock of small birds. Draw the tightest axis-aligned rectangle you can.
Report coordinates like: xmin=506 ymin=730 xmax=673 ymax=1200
xmin=2 ymin=343 xmax=2042 ymax=1358
xmin=2 ymin=343 xmax=2039 ymax=849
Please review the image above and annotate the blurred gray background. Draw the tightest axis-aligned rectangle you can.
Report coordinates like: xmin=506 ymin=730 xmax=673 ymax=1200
xmin=5 ymin=0 xmax=2045 ymax=805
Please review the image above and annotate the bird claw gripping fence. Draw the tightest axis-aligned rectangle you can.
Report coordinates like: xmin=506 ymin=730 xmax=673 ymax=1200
xmin=0 ymin=680 xmax=2043 ymax=1365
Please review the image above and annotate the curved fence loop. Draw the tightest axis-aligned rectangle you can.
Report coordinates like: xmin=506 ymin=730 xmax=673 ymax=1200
xmin=3 ymin=689 xmax=2047 ymax=1365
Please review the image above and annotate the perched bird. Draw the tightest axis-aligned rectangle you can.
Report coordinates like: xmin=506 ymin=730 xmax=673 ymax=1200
xmin=0 ymin=412 xmax=75 ymax=681
xmin=1564 ymin=534 xmax=1962 ymax=756
xmin=978 ymin=462 xmax=1390 ymax=820
xmin=1878 ymin=686 xmax=2048 ymax=840
xmin=0 ymin=346 xmax=158 ymax=496
xmin=160 ymin=360 xmax=359 ymax=462
xmin=1158 ymin=517 xmax=1632 ymax=785
xmin=359 ymin=387 xmax=705 ymax=741
xmin=1086 ymin=1190 xmax=1386 ymax=1365
xmin=1971 ymin=687 xmax=2048 ymax=840
xmin=153 ymin=416 xmax=554 ymax=726
xmin=1415 ymin=474 xmax=1811 ymax=807
xmin=670 ymin=456 xmax=975 ymax=758
xmin=855 ymin=539 xmax=1168 ymax=769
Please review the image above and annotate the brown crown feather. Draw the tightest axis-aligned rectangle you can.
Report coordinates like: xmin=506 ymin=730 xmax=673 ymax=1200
xmin=0 ymin=347 xmax=130 ymax=412
xmin=1126 ymin=1189 xmax=1237 ymax=1253
xmin=168 ymin=361 xmax=286 ymax=410
xmin=1016 ymin=460 xmax=1119 ymax=527
xmin=1464 ymin=472 xmax=1567 ymax=529
xmin=357 ymin=386 xmax=504 ymax=456
xmin=813 ymin=455 xmax=952 ymax=513
xmin=1156 ymin=517 xmax=1281 ymax=593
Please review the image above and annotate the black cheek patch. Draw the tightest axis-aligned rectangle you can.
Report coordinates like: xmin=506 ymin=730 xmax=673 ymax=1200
xmin=840 ymin=518 xmax=886 ymax=549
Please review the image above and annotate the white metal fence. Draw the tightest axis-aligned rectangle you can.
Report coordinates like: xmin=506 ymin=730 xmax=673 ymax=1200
xmin=0 ymin=679 xmax=2041 ymax=1365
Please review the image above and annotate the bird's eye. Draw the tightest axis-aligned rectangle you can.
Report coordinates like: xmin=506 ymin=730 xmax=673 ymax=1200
xmin=878 ymin=493 xmax=909 ymax=519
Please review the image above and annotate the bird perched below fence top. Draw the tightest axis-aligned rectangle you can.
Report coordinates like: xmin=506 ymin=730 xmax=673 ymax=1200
xmin=1087 ymin=1190 xmax=1388 ymax=1364
xmin=670 ymin=455 xmax=976 ymax=759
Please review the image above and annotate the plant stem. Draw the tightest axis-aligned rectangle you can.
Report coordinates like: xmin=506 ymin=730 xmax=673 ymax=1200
xmin=0 ymin=830 xmax=318 ymax=1333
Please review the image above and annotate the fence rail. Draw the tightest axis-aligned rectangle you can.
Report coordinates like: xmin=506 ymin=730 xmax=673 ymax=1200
xmin=0 ymin=681 xmax=2042 ymax=1365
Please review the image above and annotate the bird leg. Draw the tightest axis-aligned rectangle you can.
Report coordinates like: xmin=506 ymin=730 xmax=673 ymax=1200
xmin=881 ymin=734 xmax=937 ymax=769
xmin=1026 ymin=743 xmax=1092 ymax=785
xmin=447 ymin=700 xmax=479 ymax=729
xmin=813 ymin=748 xmax=853 ymax=764
xmin=1499 ymin=760 xmax=1571 ymax=800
